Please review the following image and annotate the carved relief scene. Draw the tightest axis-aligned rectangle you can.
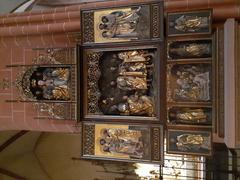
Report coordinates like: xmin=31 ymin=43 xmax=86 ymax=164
xmin=9 ymin=48 xmax=77 ymax=120
xmin=30 ymin=67 xmax=71 ymax=101
xmin=168 ymin=64 xmax=211 ymax=102
xmin=168 ymin=107 xmax=212 ymax=125
xmin=82 ymin=2 xmax=163 ymax=44
xmin=95 ymin=6 xmax=150 ymax=42
xmin=167 ymin=129 xmax=212 ymax=156
xmin=82 ymin=123 xmax=162 ymax=163
xmin=167 ymin=10 xmax=212 ymax=36
xmin=85 ymin=48 xmax=158 ymax=117
xmin=168 ymin=39 xmax=212 ymax=60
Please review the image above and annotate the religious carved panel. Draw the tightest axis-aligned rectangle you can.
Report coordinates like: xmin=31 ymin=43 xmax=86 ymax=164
xmin=167 ymin=129 xmax=212 ymax=156
xmin=167 ymin=10 xmax=212 ymax=37
xmin=30 ymin=66 xmax=71 ymax=101
xmin=167 ymin=38 xmax=212 ymax=61
xmin=81 ymin=122 xmax=163 ymax=163
xmin=168 ymin=107 xmax=212 ymax=126
xmin=79 ymin=44 xmax=163 ymax=122
xmin=167 ymin=63 xmax=212 ymax=103
xmin=165 ymin=11 xmax=214 ymax=156
xmin=7 ymin=47 xmax=77 ymax=121
xmin=81 ymin=1 xmax=163 ymax=44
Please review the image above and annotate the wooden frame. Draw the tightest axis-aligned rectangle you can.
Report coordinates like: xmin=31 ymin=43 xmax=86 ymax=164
xmin=167 ymin=128 xmax=212 ymax=156
xmin=167 ymin=106 xmax=212 ymax=126
xmin=167 ymin=10 xmax=212 ymax=37
xmin=81 ymin=1 xmax=164 ymax=45
xmin=167 ymin=62 xmax=213 ymax=104
xmin=78 ymin=43 xmax=164 ymax=123
xmin=167 ymin=37 xmax=213 ymax=62
xmin=81 ymin=121 xmax=163 ymax=163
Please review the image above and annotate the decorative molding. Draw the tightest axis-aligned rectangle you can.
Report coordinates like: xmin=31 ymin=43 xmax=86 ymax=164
xmin=0 ymin=78 xmax=10 ymax=90
xmin=217 ymin=28 xmax=225 ymax=137
xmin=152 ymin=4 xmax=160 ymax=38
xmin=152 ymin=127 xmax=160 ymax=161
xmin=32 ymin=50 xmax=59 ymax=65
xmin=82 ymin=11 xmax=94 ymax=43
xmin=82 ymin=124 xmax=95 ymax=155
xmin=34 ymin=103 xmax=72 ymax=120
xmin=167 ymin=64 xmax=173 ymax=103
xmin=14 ymin=66 xmax=37 ymax=100
xmin=87 ymin=52 xmax=103 ymax=114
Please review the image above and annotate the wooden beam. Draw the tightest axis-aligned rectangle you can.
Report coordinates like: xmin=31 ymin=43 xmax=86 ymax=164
xmin=0 ymin=131 xmax=28 ymax=153
xmin=0 ymin=168 xmax=27 ymax=180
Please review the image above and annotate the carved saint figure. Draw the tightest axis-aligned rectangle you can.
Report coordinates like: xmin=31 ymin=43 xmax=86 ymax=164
xmin=99 ymin=7 xmax=141 ymax=39
xmin=169 ymin=43 xmax=211 ymax=59
xmin=118 ymin=50 xmax=153 ymax=63
xmin=99 ymin=128 xmax=144 ymax=158
xmin=116 ymin=76 xmax=147 ymax=90
xmin=117 ymin=94 xmax=154 ymax=116
xmin=169 ymin=109 xmax=207 ymax=123
xmin=175 ymin=134 xmax=211 ymax=151
xmin=116 ymin=50 xmax=153 ymax=90
xmin=174 ymin=65 xmax=210 ymax=101
xmin=34 ymin=68 xmax=70 ymax=100
xmin=170 ymin=15 xmax=209 ymax=32
xmin=119 ymin=62 xmax=147 ymax=76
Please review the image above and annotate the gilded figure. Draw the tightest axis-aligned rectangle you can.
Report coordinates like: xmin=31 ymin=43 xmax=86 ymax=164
xmin=99 ymin=7 xmax=141 ymax=39
xmin=117 ymin=94 xmax=154 ymax=116
xmin=31 ymin=67 xmax=70 ymax=100
xmin=99 ymin=128 xmax=144 ymax=158
xmin=173 ymin=65 xmax=210 ymax=101
xmin=118 ymin=50 xmax=153 ymax=63
xmin=169 ymin=109 xmax=207 ymax=123
xmin=170 ymin=15 xmax=209 ymax=32
xmin=116 ymin=76 xmax=148 ymax=90
xmin=169 ymin=43 xmax=211 ymax=58
xmin=175 ymin=134 xmax=211 ymax=151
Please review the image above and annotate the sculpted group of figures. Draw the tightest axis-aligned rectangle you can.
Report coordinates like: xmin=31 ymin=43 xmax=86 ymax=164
xmin=173 ymin=64 xmax=210 ymax=102
xmin=99 ymin=128 xmax=144 ymax=159
xmin=30 ymin=67 xmax=70 ymax=100
xmin=166 ymin=10 xmax=212 ymax=156
xmin=98 ymin=7 xmax=141 ymax=39
xmin=99 ymin=50 xmax=155 ymax=117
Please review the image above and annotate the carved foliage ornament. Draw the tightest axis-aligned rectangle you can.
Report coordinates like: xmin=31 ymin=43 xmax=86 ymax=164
xmin=82 ymin=11 xmax=94 ymax=43
xmin=83 ymin=124 xmax=95 ymax=155
xmin=87 ymin=52 xmax=103 ymax=114
xmin=15 ymin=67 xmax=37 ymax=100
xmin=152 ymin=4 xmax=161 ymax=38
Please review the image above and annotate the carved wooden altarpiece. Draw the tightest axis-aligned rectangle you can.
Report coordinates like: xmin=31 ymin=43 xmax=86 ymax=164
xmin=78 ymin=0 xmax=165 ymax=163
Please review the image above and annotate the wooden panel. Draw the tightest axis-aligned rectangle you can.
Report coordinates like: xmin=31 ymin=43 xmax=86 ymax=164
xmin=236 ymin=23 xmax=240 ymax=147
xmin=224 ymin=18 xmax=237 ymax=148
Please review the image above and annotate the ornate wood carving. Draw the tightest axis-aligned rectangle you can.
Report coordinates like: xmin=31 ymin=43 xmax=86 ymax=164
xmin=87 ymin=52 xmax=103 ymax=114
xmin=216 ymin=28 xmax=224 ymax=137
xmin=152 ymin=127 xmax=161 ymax=161
xmin=166 ymin=64 xmax=173 ymax=103
xmin=152 ymin=4 xmax=161 ymax=39
xmin=82 ymin=11 xmax=94 ymax=43
xmin=82 ymin=124 xmax=95 ymax=155
xmin=15 ymin=67 xmax=37 ymax=100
